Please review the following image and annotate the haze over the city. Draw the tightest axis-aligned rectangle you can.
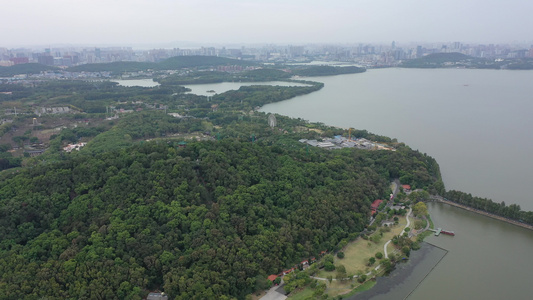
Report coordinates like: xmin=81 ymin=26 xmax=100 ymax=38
xmin=3 ymin=0 xmax=533 ymax=47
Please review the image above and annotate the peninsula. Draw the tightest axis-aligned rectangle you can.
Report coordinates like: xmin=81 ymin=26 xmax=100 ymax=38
xmin=0 ymin=56 xmax=532 ymax=300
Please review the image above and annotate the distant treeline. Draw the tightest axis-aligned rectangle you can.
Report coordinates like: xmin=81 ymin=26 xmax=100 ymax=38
xmin=0 ymin=63 xmax=58 ymax=77
xmin=444 ymin=190 xmax=533 ymax=225
xmin=67 ymin=56 xmax=258 ymax=73
xmin=291 ymin=65 xmax=366 ymax=76
xmin=401 ymin=52 xmax=533 ymax=70
xmin=400 ymin=53 xmax=472 ymax=68
xmin=156 ymin=68 xmax=292 ymax=85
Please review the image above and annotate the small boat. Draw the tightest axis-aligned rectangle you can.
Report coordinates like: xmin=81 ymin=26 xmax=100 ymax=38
xmin=206 ymin=90 xmax=215 ymax=93
xmin=441 ymin=230 xmax=455 ymax=236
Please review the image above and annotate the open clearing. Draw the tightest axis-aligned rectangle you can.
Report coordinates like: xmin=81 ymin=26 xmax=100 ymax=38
xmin=316 ymin=215 xmax=407 ymax=278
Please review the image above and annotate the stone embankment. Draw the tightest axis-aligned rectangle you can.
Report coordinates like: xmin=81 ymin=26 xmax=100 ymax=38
xmin=430 ymin=196 xmax=533 ymax=231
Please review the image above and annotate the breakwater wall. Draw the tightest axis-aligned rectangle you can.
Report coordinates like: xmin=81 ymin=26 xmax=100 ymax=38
xmin=431 ymin=196 xmax=533 ymax=231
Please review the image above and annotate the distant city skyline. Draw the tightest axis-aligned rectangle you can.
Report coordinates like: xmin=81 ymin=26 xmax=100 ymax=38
xmin=2 ymin=0 xmax=533 ymax=48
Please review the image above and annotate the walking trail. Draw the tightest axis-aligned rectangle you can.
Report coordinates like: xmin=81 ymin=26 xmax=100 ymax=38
xmin=384 ymin=207 xmax=412 ymax=259
xmin=310 ymin=207 xmax=412 ymax=282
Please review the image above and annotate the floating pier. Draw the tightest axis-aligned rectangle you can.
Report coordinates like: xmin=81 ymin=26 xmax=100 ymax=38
xmin=429 ymin=228 xmax=455 ymax=236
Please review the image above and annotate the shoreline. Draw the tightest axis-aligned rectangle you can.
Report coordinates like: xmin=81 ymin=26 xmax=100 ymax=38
xmin=344 ymin=242 xmax=447 ymax=300
xmin=431 ymin=196 xmax=533 ymax=231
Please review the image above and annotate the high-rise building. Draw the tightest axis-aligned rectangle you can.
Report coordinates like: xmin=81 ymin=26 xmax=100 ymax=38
xmin=38 ymin=55 xmax=54 ymax=66
xmin=10 ymin=57 xmax=29 ymax=65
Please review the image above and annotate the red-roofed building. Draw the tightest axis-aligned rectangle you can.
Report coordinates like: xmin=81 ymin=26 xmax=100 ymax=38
xmin=283 ymin=268 xmax=295 ymax=275
xmin=268 ymin=274 xmax=278 ymax=282
xmin=371 ymin=199 xmax=384 ymax=215
xmin=301 ymin=260 xmax=309 ymax=266
xmin=402 ymin=185 xmax=411 ymax=191
xmin=371 ymin=199 xmax=384 ymax=211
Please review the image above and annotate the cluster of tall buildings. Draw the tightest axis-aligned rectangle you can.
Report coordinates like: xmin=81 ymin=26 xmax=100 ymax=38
xmin=1 ymin=42 xmax=532 ymax=68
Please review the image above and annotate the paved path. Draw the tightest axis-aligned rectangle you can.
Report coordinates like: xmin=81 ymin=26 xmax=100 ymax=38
xmin=260 ymin=283 xmax=287 ymax=300
xmin=384 ymin=207 xmax=412 ymax=259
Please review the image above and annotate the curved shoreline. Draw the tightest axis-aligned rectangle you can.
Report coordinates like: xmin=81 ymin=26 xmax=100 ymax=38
xmin=431 ymin=196 xmax=533 ymax=231
xmin=345 ymin=242 xmax=448 ymax=300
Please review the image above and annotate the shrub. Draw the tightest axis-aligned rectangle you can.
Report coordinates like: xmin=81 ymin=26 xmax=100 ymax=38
xmin=358 ymin=274 xmax=367 ymax=283
xmin=324 ymin=262 xmax=336 ymax=271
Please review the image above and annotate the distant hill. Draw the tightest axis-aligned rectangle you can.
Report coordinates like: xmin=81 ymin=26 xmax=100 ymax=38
xmin=401 ymin=52 xmax=473 ymax=68
xmin=67 ymin=61 xmax=158 ymax=73
xmin=240 ymin=68 xmax=291 ymax=80
xmin=66 ymin=56 xmax=256 ymax=73
xmin=0 ymin=63 xmax=58 ymax=77
xmin=506 ymin=58 xmax=533 ymax=70
xmin=292 ymin=65 xmax=366 ymax=76
xmin=156 ymin=68 xmax=291 ymax=85
xmin=158 ymin=55 xmax=256 ymax=69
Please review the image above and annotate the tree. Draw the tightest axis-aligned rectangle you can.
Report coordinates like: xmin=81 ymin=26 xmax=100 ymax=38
xmin=371 ymin=234 xmax=381 ymax=243
xmin=413 ymin=201 xmax=428 ymax=216
xmin=313 ymin=282 xmax=326 ymax=297
xmin=337 ymin=251 xmax=345 ymax=259
xmin=324 ymin=254 xmax=335 ymax=264
xmin=402 ymin=246 xmax=411 ymax=257
xmin=12 ymin=135 xmax=28 ymax=146
xmin=336 ymin=264 xmax=347 ymax=280
xmin=368 ymin=257 xmax=376 ymax=265
xmin=375 ymin=252 xmax=383 ymax=259
xmin=324 ymin=262 xmax=336 ymax=271
xmin=414 ymin=219 xmax=425 ymax=230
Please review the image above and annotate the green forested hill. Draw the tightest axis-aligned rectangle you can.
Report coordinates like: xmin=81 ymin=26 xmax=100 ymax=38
xmin=67 ymin=61 xmax=158 ymax=73
xmin=158 ymin=56 xmax=256 ymax=69
xmin=400 ymin=52 xmax=472 ymax=68
xmin=0 ymin=128 xmax=441 ymax=299
xmin=292 ymin=65 xmax=366 ymax=76
xmin=0 ymin=63 xmax=58 ymax=77
xmin=66 ymin=56 xmax=256 ymax=73
xmin=0 ymin=66 xmax=444 ymax=299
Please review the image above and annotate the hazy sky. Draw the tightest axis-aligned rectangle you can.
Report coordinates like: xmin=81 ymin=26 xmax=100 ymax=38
xmin=2 ymin=0 xmax=532 ymax=47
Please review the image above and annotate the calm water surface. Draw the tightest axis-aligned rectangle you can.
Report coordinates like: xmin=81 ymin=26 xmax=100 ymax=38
xmin=113 ymin=78 xmax=160 ymax=87
xmin=183 ymin=81 xmax=310 ymax=96
xmin=258 ymin=69 xmax=533 ymax=299
xmin=261 ymin=68 xmax=533 ymax=211
xmin=408 ymin=202 xmax=533 ymax=300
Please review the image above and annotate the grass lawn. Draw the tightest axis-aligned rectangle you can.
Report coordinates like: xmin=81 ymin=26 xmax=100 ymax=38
xmin=287 ymin=286 xmax=314 ymax=300
xmin=289 ymin=213 xmax=411 ymax=299
xmin=316 ymin=215 xmax=407 ymax=278
xmin=343 ymin=280 xmax=377 ymax=297
xmin=325 ymin=279 xmax=357 ymax=297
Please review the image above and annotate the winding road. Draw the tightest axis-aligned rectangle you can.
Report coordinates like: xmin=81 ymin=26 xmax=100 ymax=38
xmin=384 ymin=207 xmax=412 ymax=259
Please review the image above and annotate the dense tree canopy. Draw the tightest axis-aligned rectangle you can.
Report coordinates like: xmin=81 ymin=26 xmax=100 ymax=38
xmin=0 ymin=65 xmax=449 ymax=299
xmin=0 ymin=113 xmax=445 ymax=299
xmin=0 ymin=136 xmax=403 ymax=299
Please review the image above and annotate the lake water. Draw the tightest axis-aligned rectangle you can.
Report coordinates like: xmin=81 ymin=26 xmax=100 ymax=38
xmin=182 ymin=81 xmax=310 ymax=96
xmin=257 ymin=69 xmax=533 ymax=299
xmin=410 ymin=202 xmax=533 ymax=300
xmin=349 ymin=203 xmax=533 ymax=300
xmin=260 ymin=68 xmax=533 ymax=211
xmin=347 ymin=241 xmax=447 ymax=300
xmin=113 ymin=79 xmax=160 ymax=87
